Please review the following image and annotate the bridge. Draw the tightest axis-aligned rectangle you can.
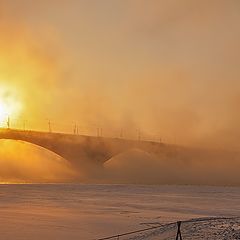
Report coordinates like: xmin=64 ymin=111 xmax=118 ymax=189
xmin=0 ymin=128 xmax=167 ymax=168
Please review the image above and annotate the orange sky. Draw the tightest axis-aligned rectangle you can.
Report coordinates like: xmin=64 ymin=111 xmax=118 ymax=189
xmin=0 ymin=0 xmax=240 ymax=149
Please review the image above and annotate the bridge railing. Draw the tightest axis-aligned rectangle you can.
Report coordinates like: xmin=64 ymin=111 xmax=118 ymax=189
xmin=0 ymin=117 xmax=165 ymax=143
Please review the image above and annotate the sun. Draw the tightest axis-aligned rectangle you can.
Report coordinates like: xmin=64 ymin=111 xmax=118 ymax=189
xmin=0 ymin=99 xmax=22 ymax=124
xmin=0 ymin=86 xmax=23 ymax=125
xmin=0 ymin=101 xmax=9 ymax=123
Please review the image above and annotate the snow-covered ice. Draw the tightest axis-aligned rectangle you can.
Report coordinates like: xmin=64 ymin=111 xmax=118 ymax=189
xmin=0 ymin=184 xmax=239 ymax=239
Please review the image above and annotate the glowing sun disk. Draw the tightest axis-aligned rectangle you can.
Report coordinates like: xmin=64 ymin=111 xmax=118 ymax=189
xmin=0 ymin=97 xmax=22 ymax=124
xmin=0 ymin=102 xmax=9 ymax=122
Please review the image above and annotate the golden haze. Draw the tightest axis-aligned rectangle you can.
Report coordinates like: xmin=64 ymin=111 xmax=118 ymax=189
xmin=0 ymin=0 xmax=240 ymax=184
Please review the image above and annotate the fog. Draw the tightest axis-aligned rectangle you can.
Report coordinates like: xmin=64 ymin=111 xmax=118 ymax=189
xmin=0 ymin=1 xmax=240 ymax=185
xmin=1 ymin=139 xmax=239 ymax=186
xmin=104 ymin=148 xmax=240 ymax=186
xmin=0 ymin=140 xmax=76 ymax=183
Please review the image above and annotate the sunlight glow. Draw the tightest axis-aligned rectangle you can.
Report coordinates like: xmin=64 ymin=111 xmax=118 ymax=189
xmin=0 ymin=86 xmax=22 ymax=125
xmin=0 ymin=101 xmax=9 ymax=122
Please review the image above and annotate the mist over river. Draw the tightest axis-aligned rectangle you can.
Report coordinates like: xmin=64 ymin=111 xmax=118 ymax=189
xmin=1 ymin=0 xmax=240 ymax=239
xmin=1 ymin=140 xmax=240 ymax=186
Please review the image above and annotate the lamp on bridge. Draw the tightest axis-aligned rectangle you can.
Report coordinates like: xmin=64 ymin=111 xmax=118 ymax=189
xmin=7 ymin=116 xmax=10 ymax=129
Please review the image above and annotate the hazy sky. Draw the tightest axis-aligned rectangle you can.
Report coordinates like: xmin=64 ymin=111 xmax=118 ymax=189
xmin=0 ymin=0 xmax=240 ymax=149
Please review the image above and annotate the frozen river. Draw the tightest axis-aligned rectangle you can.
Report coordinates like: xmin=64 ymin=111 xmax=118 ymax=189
xmin=0 ymin=184 xmax=240 ymax=239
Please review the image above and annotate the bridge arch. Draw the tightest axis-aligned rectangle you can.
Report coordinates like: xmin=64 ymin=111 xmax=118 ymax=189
xmin=0 ymin=139 xmax=76 ymax=182
xmin=0 ymin=138 xmax=69 ymax=163
xmin=0 ymin=129 xmax=166 ymax=168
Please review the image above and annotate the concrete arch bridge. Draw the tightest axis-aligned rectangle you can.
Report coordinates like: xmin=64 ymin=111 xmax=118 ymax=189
xmin=0 ymin=129 xmax=167 ymax=168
